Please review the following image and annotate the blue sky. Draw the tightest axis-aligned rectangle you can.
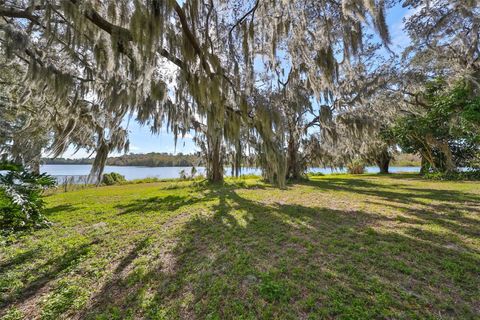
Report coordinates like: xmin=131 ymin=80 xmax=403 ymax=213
xmin=62 ymin=122 xmax=198 ymax=159
xmin=63 ymin=3 xmax=412 ymax=159
xmin=388 ymin=4 xmax=412 ymax=52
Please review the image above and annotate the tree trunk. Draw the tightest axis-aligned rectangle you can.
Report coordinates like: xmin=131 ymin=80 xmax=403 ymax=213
xmin=425 ymin=134 xmax=457 ymax=173
xmin=210 ymin=139 xmax=223 ymax=182
xmin=286 ymin=130 xmax=301 ymax=180
xmin=207 ymin=130 xmax=223 ymax=183
xmin=438 ymin=141 xmax=456 ymax=173
xmin=31 ymin=156 xmax=41 ymax=174
xmin=234 ymin=141 xmax=241 ymax=178
xmin=375 ymin=149 xmax=391 ymax=174
xmin=205 ymin=107 xmax=224 ymax=183
xmin=420 ymin=155 xmax=428 ymax=175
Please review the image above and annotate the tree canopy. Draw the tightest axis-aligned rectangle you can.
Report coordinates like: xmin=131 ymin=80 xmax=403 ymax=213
xmin=0 ymin=0 xmax=478 ymax=183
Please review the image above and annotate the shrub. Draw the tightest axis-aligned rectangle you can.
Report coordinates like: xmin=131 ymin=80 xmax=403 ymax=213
xmin=102 ymin=172 xmax=126 ymax=185
xmin=190 ymin=166 xmax=197 ymax=177
xmin=423 ymin=170 xmax=480 ymax=181
xmin=179 ymin=169 xmax=188 ymax=180
xmin=0 ymin=168 xmax=56 ymax=232
xmin=179 ymin=167 xmax=200 ymax=180
xmin=347 ymin=160 xmax=366 ymax=174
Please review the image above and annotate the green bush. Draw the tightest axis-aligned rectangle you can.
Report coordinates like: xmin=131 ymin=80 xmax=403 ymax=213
xmin=0 ymin=168 xmax=56 ymax=232
xmin=179 ymin=169 xmax=188 ymax=180
xmin=347 ymin=160 xmax=365 ymax=174
xmin=308 ymin=171 xmax=325 ymax=177
xmin=102 ymin=172 xmax=126 ymax=185
xmin=179 ymin=167 xmax=201 ymax=180
xmin=423 ymin=170 xmax=480 ymax=181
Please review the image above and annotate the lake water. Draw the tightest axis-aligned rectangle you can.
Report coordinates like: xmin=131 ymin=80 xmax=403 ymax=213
xmin=40 ymin=164 xmax=420 ymax=181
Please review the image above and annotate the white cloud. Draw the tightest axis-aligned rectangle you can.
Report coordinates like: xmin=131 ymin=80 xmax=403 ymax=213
xmin=129 ymin=144 xmax=140 ymax=151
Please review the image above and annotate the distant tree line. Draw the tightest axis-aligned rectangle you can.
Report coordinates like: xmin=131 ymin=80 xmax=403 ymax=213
xmin=390 ymin=154 xmax=421 ymax=167
xmin=43 ymin=153 xmax=203 ymax=167
xmin=43 ymin=151 xmax=422 ymax=169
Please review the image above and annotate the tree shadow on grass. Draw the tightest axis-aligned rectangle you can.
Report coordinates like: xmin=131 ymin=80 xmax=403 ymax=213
xmin=302 ymin=176 xmax=480 ymax=250
xmin=366 ymin=199 xmax=480 ymax=242
xmin=81 ymin=183 xmax=479 ymax=319
xmin=115 ymin=195 xmax=208 ymax=215
xmin=114 ymin=181 xmax=268 ymax=216
xmin=0 ymin=247 xmax=43 ymax=271
xmin=0 ymin=240 xmax=99 ymax=312
xmin=147 ymin=187 xmax=478 ymax=318
xmin=301 ymin=176 xmax=480 ymax=206
xmin=76 ymin=237 xmax=152 ymax=319
xmin=43 ymin=204 xmax=80 ymax=217
xmin=379 ymin=173 xmax=424 ymax=180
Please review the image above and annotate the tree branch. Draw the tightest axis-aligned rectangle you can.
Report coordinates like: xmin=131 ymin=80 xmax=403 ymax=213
xmin=228 ymin=0 xmax=260 ymax=35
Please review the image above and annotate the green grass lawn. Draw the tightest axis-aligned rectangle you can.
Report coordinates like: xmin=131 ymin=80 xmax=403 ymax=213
xmin=1 ymin=174 xmax=479 ymax=319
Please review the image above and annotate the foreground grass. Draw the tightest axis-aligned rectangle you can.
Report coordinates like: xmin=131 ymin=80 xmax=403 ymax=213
xmin=1 ymin=174 xmax=479 ymax=319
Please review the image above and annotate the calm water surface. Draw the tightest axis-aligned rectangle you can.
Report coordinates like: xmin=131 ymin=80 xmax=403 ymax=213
xmin=40 ymin=164 xmax=420 ymax=181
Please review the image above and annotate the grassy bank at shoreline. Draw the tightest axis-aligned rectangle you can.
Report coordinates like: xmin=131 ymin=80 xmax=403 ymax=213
xmin=1 ymin=174 xmax=479 ymax=319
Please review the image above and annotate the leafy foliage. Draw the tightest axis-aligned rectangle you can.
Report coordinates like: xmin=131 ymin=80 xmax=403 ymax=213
xmin=0 ymin=0 xmax=477 ymax=184
xmin=386 ymin=79 xmax=480 ymax=173
xmin=0 ymin=0 xmax=393 ymax=185
xmin=0 ymin=61 xmax=51 ymax=172
xmin=346 ymin=159 xmax=366 ymax=174
xmin=391 ymin=153 xmax=421 ymax=167
xmin=102 ymin=172 xmax=126 ymax=186
xmin=423 ymin=170 xmax=480 ymax=181
xmin=0 ymin=167 xmax=56 ymax=232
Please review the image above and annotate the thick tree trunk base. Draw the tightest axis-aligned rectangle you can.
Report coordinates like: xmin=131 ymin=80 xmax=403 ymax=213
xmin=286 ymin=136 xmax=304 ymax=181
xmin=378 ymin=162 xmax=389 ymax=174
xmin=207 ymin=132 xmax=223 ymax=183
xmin=376 ymin=150 xmax=391 ymax=174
